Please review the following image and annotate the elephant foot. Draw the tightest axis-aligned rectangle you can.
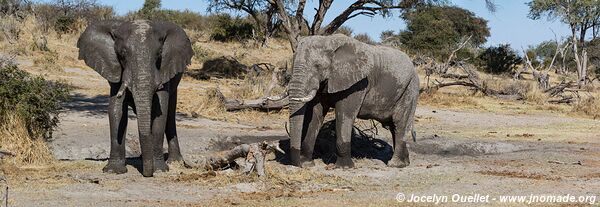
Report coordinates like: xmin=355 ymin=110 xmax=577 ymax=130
xmin=154 ymin=159 xmax=169 ymax=172
xmin=166 ymin=153 xmax=183 ymax=164
xmin=103 ymin=161 xmax=127 ymax=174
xmin=301 ymin=160 xmax=315 ymax=168
xmin=387 ymin=157 xmax=410 ymax=168
xmin=335 ymin=157 xmax=355 ymax=169
xmin=289 ymin=148 xmax=302 ymax=167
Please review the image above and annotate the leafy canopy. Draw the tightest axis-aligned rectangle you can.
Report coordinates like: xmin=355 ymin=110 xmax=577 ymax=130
xmin=399 ymin=5 xmax=490 ymax=59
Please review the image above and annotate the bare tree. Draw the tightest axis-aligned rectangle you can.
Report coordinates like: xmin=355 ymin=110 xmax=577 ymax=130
xmin=0 ymin=0 xmax=32 ymax=17
xmin=206 ymin=0 xmax=496 ymax=51
xmin=268 ymin=0 xmax=407 ymax=50
xmin=529 ymin=0 xmax=600 ymax=87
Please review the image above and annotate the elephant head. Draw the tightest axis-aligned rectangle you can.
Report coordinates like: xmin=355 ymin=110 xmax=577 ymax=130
xmin=77 ymin=20 xmax=193 ymax=176
xmin=288 ymin=34 xmax=373 ymax=166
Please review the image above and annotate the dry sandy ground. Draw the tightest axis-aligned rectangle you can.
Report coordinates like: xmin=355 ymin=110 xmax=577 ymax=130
xmin=1 ymin=63 xmax=599 ymax=207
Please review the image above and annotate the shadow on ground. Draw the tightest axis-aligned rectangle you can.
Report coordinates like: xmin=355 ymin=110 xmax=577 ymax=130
xmin=62 ymin=93 xmax=109 ymax=117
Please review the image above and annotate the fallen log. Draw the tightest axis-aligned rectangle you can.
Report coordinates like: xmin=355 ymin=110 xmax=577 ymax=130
xmin=188 ymin=141 xmax=283 ymax=177
xmin=224 ymin=96 xmax=289 ymax=111
xmin=440 ymin=73 xmax=469 ymax=79
xmin=548 ymin=97 xmax=574 ymax=104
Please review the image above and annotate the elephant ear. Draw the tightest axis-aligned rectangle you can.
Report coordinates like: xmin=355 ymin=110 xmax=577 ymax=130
xmin=156 ymin=22 xmax=194 ymax=86
xmin=77 ymin=20 xmax=123 ymax=83
xmin=328 ymin=42 xmax=371 ymax=93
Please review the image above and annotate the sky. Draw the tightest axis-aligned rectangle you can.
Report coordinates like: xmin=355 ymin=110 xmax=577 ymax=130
xmin=95 ymin=0 xmax=571 ymax=49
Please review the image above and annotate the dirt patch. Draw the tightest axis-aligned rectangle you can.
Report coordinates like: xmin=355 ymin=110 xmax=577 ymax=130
xmin=477 ymin=170 xmax=562 ymax=181
xmin=411 ymin=136 xmax=522 ymax=156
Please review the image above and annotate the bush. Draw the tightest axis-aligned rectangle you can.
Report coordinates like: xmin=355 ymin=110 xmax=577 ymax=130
xmin=209 ymin=14 xmax=254 ymax=42
xmin=354 ymin=33 xmax=376 ymax=45
xmin=335 ymin=26 xmax=353 ymax=37
xmin=0 ymin=58 xmax=70 ymax=140
xmin=477 ymin=44 xmax=522 ymax=74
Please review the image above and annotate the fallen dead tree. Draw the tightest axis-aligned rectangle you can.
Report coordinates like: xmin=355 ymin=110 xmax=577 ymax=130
xmin=207 ymin=62 xmax=292 ymax=111
xmin=186 ymin=141 xmax=283 ymax=177
xmin=186 ymin=56 xmax=279 ymax=80
xmin=422 ymin=63 xmax=580 ymax=104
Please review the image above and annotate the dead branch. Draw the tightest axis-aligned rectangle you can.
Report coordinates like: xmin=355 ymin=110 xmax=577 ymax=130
xmin=0 ymin=150 xmax=14 ymax=159
xmin=441 ymin=35 xmax=472 ymax=74
xmin=423 ymin=65 xmax=501 ymax=97
xmin=440 ymin=73 xmax=469 ymax=79
xmin=216 ymin=63 xmax=290 ymax=111
xmin=224 ymin=96 xmax=289 ymax=111
xmin=189 ymin=141 xmax=283 ymax=177
xmin=544 ymin=81 xmax=574 ymax=97
xmin=547 ymin=96 xmax=574 ymax=104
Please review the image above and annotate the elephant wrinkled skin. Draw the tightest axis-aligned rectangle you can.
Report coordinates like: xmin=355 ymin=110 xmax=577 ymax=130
xmin=288 ymin=34 xmax=419 ymax=169
xmin=77 ymin=20 xmax=193 ymax=177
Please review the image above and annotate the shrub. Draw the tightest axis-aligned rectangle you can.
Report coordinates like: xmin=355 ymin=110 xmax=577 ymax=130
xmin=477 ymin=44 xmax=522 ymax=74
xmin=209 ymin=14 xmax=254 ymax=42
xmin=0 ymin=58 xmax=70 ymax=140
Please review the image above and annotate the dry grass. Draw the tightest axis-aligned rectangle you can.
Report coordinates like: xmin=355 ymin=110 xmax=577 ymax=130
xmin=172 ymin=162 xmax=351 ymax=190
xmin=418 ymin=91 xmax=482 ymax=109
xmin=571 ymin=96 xmax=600 ymax=119
xmin=523 ymin=83 xmax=549 ymax=104
xmin=0 ymin=114 xmax=54 ymax=165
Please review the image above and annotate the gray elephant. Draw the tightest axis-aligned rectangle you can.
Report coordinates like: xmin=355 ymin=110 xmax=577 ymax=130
xmin=288 ymin=34 xmax=419 ymax=169
xmin=77 ymin=20 xmax=193 ymax=177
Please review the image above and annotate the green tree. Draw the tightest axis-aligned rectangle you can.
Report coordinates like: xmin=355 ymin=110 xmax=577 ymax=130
xmin=528 ymin=0 xmax=600 ymax=87
xmin=139 ymin=0 xmax=161 ymax=17
xmin=399 ymin=5 xmax=490 ymax=60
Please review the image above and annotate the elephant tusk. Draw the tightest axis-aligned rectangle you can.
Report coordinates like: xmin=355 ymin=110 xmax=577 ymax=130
xmin=116 ymin=83 xmax=127 ymax=98
xmin=289 ymin=89 xmax=317 ymax=102
xmin=273 ymin=144 xmax=285 ymax=154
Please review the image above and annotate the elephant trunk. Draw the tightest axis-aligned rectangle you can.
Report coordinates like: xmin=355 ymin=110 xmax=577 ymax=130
xmin=130 ymin=64 xmax=156 ymax=177
xmin=134 ymin=89 xmax=154 ymax=177
xmin=288 ymin=64 xmax=310 ymax=166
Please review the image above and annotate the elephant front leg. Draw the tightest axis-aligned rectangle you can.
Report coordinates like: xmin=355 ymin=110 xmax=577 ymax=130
xmin=104 ymin=87 xmax=129 ymax=174
xmin=334 ymin=94 xmax=363 ymax=169
xmin=299 ymin=101 xmax=327 ymax=167
xmin=152 ymin=89 xmax=170 ymax=172
xmin=165 ymin=81 xmax=183 ymax=163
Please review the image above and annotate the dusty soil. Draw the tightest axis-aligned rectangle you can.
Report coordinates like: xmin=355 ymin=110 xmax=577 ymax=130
xmin=2 ymin=62 xmax=600 ymax=206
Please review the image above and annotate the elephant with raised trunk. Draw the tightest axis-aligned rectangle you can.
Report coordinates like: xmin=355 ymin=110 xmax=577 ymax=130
xmin=77 ymin=20 xmax=193 ymax=177
xmin=288 ymin=34 xmax=419 ymax=169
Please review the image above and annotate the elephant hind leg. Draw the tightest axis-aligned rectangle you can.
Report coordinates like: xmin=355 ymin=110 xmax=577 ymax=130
xmin=388 ymin=91 xmax=418 ymax=168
